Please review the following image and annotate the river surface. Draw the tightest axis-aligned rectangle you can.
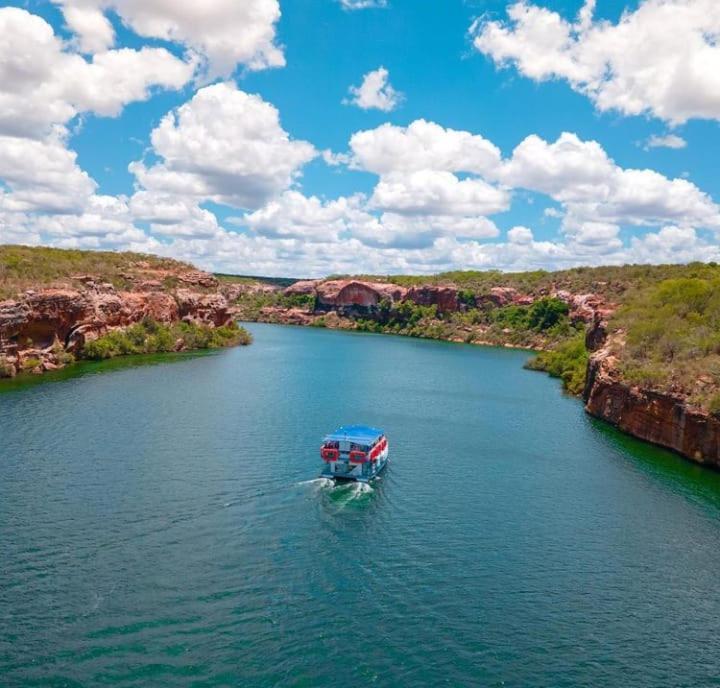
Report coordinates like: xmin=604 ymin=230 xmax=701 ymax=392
xmin=2 ymin=323 xmax=720 ymax=687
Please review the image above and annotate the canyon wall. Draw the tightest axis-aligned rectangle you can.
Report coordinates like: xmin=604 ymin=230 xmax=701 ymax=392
xmin=0 ymin=268 xmax=234 ymax=377
xmin=583 ymin=329 xmax=720 ymax=468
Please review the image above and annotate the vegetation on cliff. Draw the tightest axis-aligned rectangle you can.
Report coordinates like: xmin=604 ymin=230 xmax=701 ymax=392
xmin=82 ymin=318 xmax=251 ymax=360
xmin=525 ymin=332 xmax=589 ymax=395
xmin=611 ymin=276 xmax=720 ymax=409
xmin=350 ymin=262 xmax=720 ymax=304
xmin=347 ymin=296 xmax=580 ymax=349
xmin=0 ymin=245 xmax=197 ymax=298
xmin=1 ymin=246 xmax=256 ymax=379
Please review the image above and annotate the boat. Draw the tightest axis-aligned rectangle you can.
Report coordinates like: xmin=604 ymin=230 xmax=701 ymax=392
xmin=319 ymin=425 xmax=389 ymax=483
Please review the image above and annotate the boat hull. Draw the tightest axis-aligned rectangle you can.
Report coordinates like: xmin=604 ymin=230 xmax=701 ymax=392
xmin=320 ymin=449 xmax=389 ymax=483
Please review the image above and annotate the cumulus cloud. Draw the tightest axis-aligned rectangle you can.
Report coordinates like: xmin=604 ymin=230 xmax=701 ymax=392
xmin=0 ymin=131 xmax=96 ymax=214
xmin=370 ymin=170 xmax=509 ymax=217
xmin=499 ymin=132 xmax=720 ymax=230
xmin=644 ymin=134 xmax=687 ymax=150
xmin=242 ymin=191 xmax=367 ymax=242
xmin=130 ymin=83 xmax=317 ymax=211
xmin=0 ymin=7 xmax=194 ymax=139
xmin=471 ymin=0 xmax=720 ymax=124
xmin=345 ymin=67 xmax=403 ymax=112
xmin=507 ymin=226 xmax=534 ymax=244
xmin=349 ymin=119 xmax=501 ymax=176
xmin=53 ymin=0 xmax=284 ymax=77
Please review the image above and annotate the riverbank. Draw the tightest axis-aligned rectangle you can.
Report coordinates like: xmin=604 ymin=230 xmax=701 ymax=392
xmin=231 ymin=266 xmax=720 ymax=469
xmin=0 ymin=245 xmax=252 ymax=378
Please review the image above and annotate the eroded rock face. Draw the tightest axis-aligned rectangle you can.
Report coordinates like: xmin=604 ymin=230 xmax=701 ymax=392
xmin=175 ymin=290 xmax=231 ymax=327
xmin=553 ymin=290 xmax=614 ymax=325
xmin=406 ymin=286 xmax=460 ymax=313
xmin=316 ymin=280 xmax=407 ymax=311
xmin=583 ymin=341 xmax=720 ymax=468
xmin=0 ymin=280 xmax=232 ymax=378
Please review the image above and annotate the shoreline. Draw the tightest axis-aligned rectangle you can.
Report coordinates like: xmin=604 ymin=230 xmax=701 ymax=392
xmin=243 ymin=316 xmax=720 ymax=471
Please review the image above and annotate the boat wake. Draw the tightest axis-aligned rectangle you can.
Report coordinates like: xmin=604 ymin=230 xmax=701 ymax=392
xmin=297 ymin=477 xmax=335 ymax=492
xmin=328 ymin=480 xmax=374 ymax=511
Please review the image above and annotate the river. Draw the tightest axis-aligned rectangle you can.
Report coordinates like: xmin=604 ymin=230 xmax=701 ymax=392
xmin=2 ymin=322 xmax=720 ymax=687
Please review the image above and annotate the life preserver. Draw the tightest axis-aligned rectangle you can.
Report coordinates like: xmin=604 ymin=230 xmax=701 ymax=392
xmin=349 ymin=450 xmax=367 ymax=463
xmin=321 ymin=447 xmax=339 ymax=462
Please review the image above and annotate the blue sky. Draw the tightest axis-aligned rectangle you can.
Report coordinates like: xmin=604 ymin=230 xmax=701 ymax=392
xmin=1 ymin=0 xmax=719 ymax=276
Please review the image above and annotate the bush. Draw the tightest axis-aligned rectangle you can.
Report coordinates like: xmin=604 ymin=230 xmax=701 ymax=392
xmin=0 ymin=355 xmax=14 ymax=378
xmin=526 ymin=332 xmax=589 ymax=395
xmin=22 ymin=357 xmax=41 ymax=371
xmin=613 ymin=276 xmax=720 ymax=403
xmin=81 ymin=319 xmax=251 ymax=360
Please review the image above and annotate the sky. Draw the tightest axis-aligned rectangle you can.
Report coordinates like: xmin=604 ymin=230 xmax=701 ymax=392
xmin=1 ymin=0 xmax=719 ymax=277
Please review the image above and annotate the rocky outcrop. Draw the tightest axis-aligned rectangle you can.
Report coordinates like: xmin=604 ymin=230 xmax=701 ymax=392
xmin=553 ymin=290 xmax=615 ymax=325
xmin=316 ymin=280 xmax=407 ymax=312
xmin=482 ymin=287 xmax=533 ymax=308
xmin=406 ymin=285 xmax=461 ymax=313
xmin=284 ymin=280 xmax=320 ymax=297
xmin=583 ymin=335 xmax=720 ymax=468
xmin=175 ymin=289 xmax=231 ymax=327
xmin=221 ymin=281 xmax=280 ymax=302
xmin=0 ymin=274 xmax=233 ymax=378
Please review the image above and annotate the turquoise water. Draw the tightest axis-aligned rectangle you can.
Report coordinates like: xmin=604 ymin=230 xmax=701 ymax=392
xmin=3 ymin=323 xmax=720 ymax=687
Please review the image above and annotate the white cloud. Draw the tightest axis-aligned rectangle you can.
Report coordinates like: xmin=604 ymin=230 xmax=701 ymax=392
xmin=61 ymin=4 xmax=115 ymax=54
xmin=628 ymin=226 xmax=720 ymax=264
xmin=507 ymin=226 xmax=534 ymax=244
xmin=564 ymin=221 xmax=622 ymax=253
xmin=130 ymin=82 xmax=317 ymax=210
xmin=0 ymin=130 xmax=96 ymax=213
xmin=339 ymin=0 xmax=387 ymax=10
xmin=345 ymin=67 xmax=403 ymax=112
xmin=53 ymin=0 xmax=284 ymax=78
xmin=644 ymin=134 xmax=687 ymax=150
xmin=242 ymin=191 xmax=365 ymax=242
xmin=370 ymin=170 xmax=509 ymax=216
xmin=499 ymin=132 xmax=720 ymax=230
xmin=0 ymin=7 xmax=194 ymax=139
xmin=349 ymin=119 xmax=501 ymax=176
xmin=471 ymin=0 xmax=720 ymax=124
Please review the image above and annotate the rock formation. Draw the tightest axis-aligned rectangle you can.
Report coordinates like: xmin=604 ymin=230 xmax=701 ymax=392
xmin=315 ymin=280 xmax=407 ymax=312
xmin=0 ymin=267 xmax=234 ymax=377
xmin=583 ymin=334 xmax=720 ymax=468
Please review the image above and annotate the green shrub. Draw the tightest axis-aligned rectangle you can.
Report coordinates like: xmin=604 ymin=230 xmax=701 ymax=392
xmin=81 ymin=319 xmax=251 ymax=360
xmin=527 ymin=332 xmax=588 ymax=395
xmin=0 ymin=355 xmax=14 ymax=378
xmin=51 ymin=342 xmax=75 ymax=365
xmin=22 ymin=357 xmax=41 ymax=371
xmin=613 ymin=276 xmax=720 ymax=402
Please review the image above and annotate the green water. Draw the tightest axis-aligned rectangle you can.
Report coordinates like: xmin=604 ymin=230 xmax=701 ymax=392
xmin=2 ymin=323 xmax=720 ymax=687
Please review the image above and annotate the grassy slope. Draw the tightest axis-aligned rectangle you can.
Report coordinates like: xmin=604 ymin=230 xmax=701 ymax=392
xmin=0 ymin=245 xmax=195 ymax=299
xmin=346 ymin=262 xmax=720 ymax=302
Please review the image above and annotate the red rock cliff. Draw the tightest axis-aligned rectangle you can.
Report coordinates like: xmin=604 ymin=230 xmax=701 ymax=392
xmin=583 ymin=332 xmax=720 ymax=468
xmin=0 ymin=269 xmax=233 ymax=377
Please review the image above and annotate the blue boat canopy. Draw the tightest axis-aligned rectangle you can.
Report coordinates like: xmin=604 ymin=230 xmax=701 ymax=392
xmin=324 ymin=424 xmax=384 ymax=445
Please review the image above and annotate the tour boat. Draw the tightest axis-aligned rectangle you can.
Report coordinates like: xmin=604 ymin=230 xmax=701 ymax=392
xmin=320 ymin=425 xmax=389 ymax=483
